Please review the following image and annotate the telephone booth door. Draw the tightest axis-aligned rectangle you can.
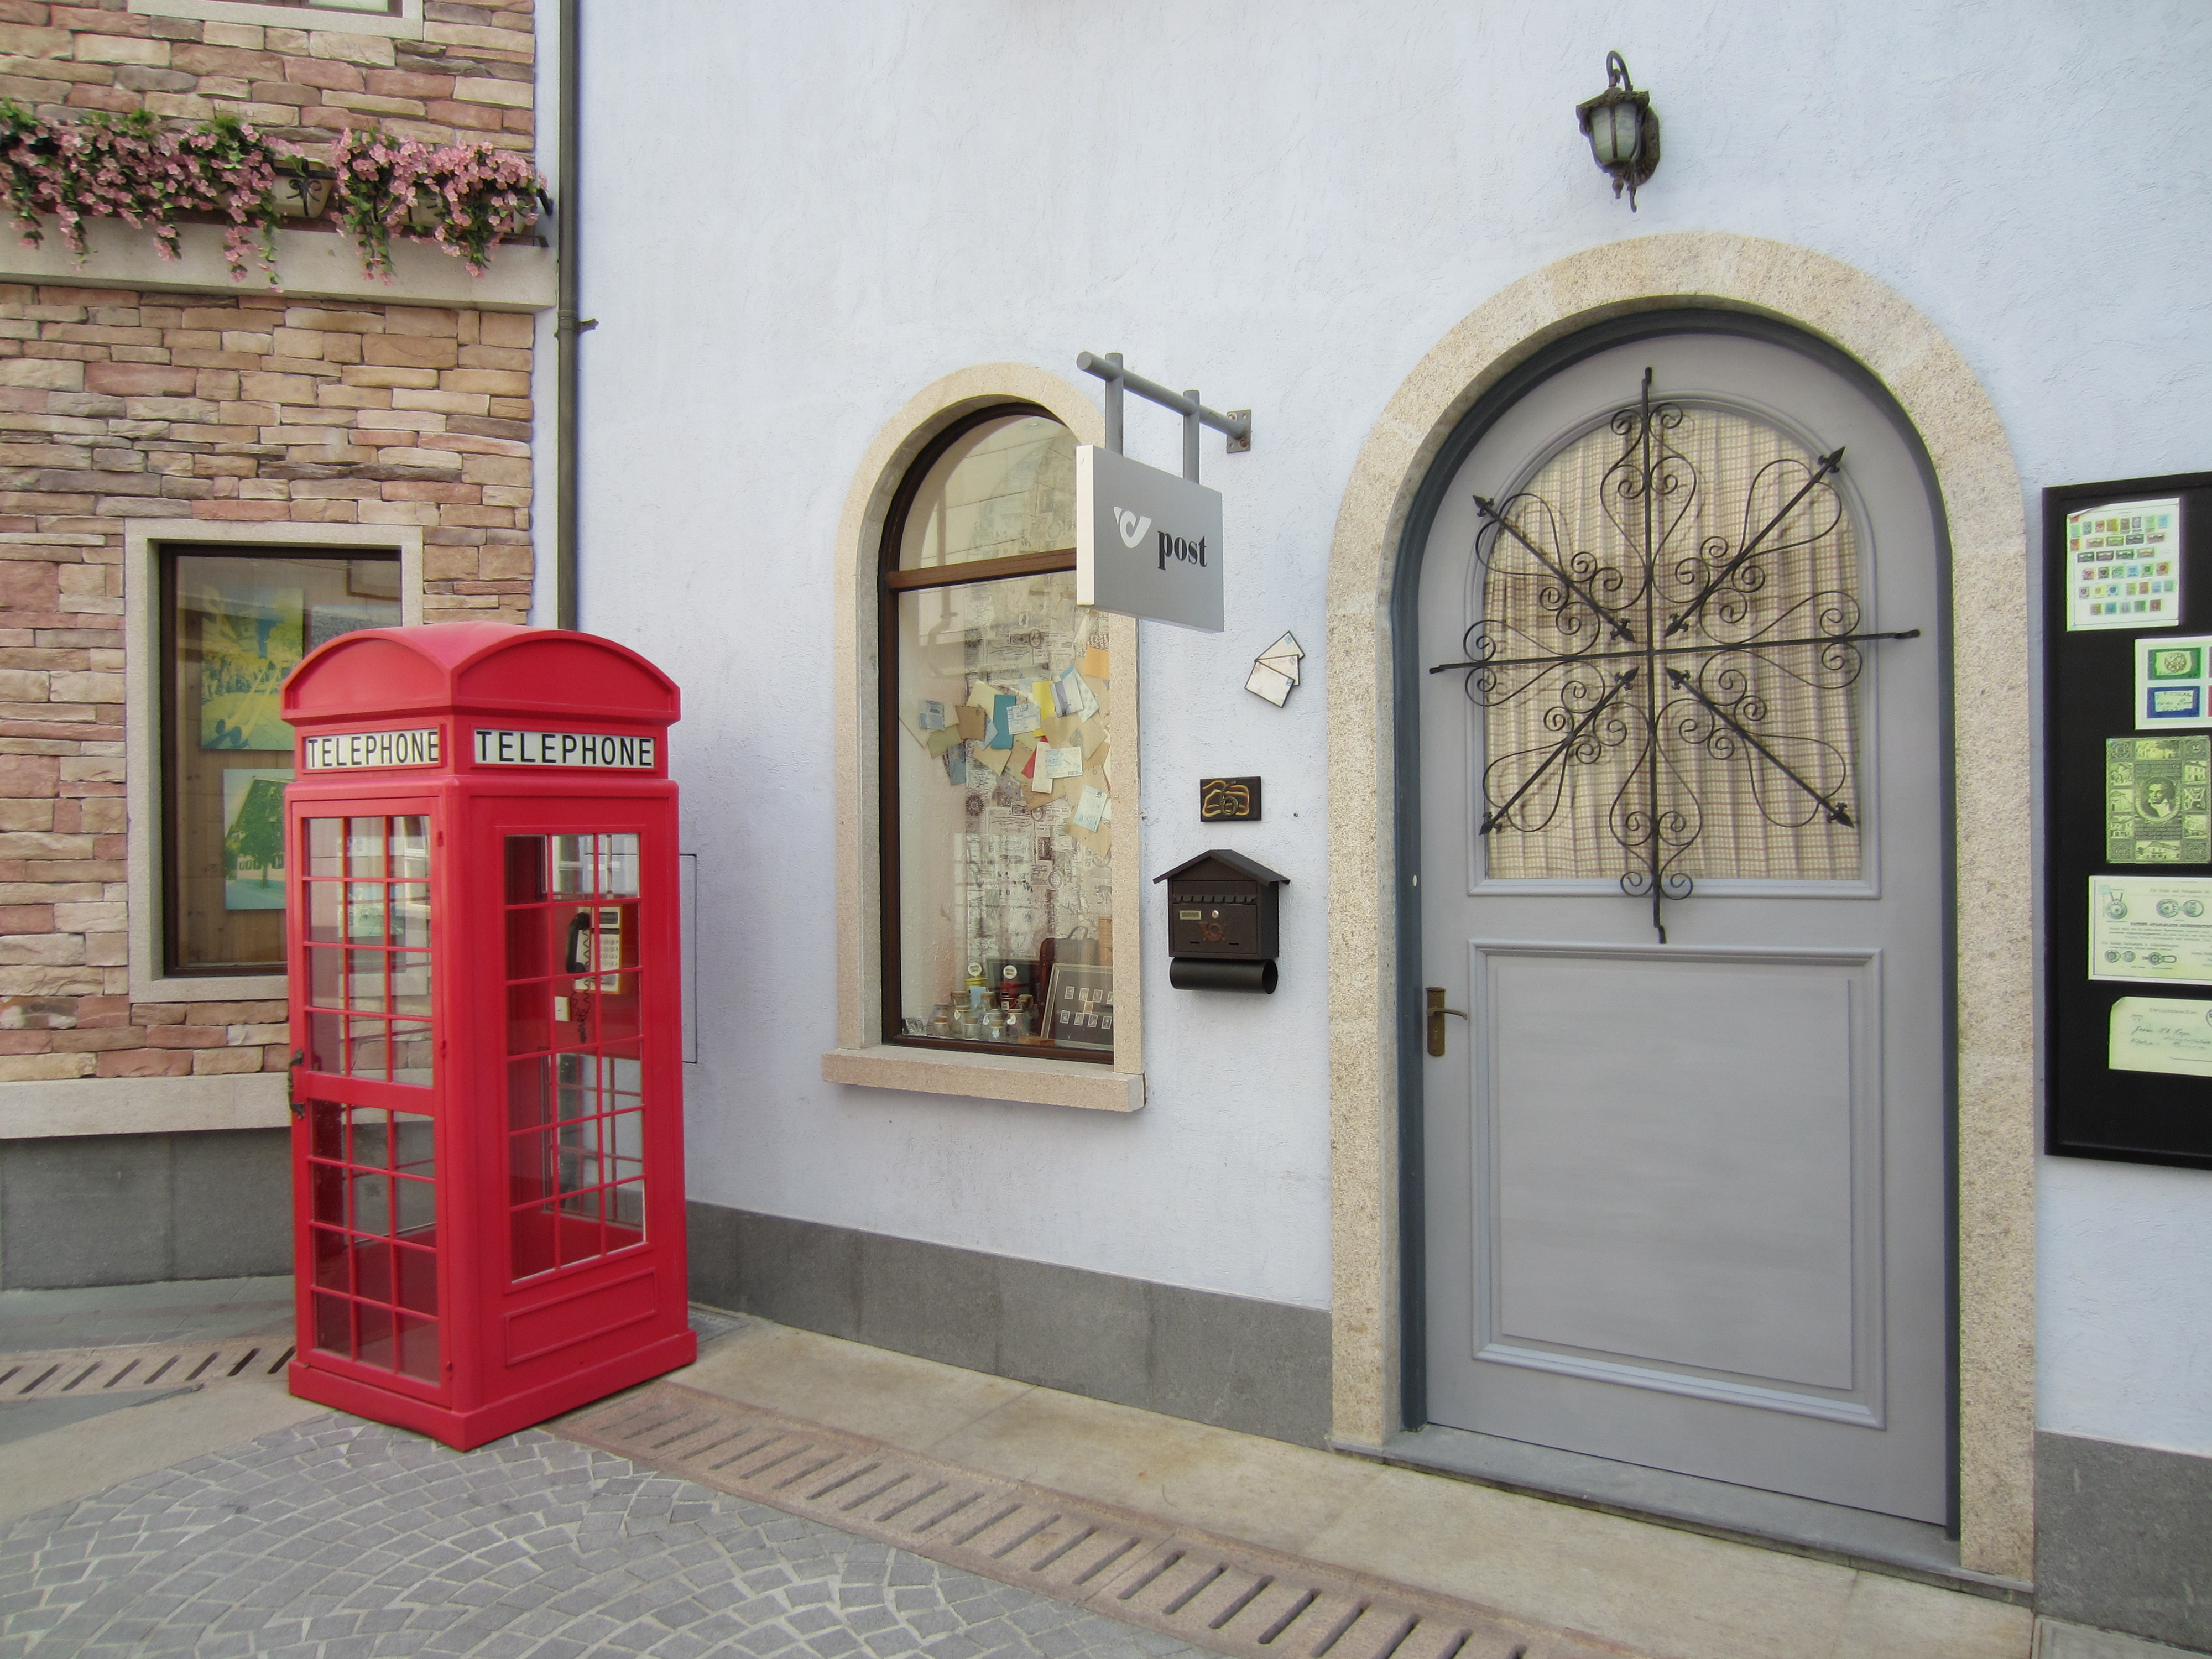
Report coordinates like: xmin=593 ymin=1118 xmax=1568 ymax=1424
xmin=298 ymin=808 xmax=445 ymax=1394
xmin=486 ymin=808 xmax=684 ymax=1376
xmin=501 ymin=828 xmax=650 ymax=1281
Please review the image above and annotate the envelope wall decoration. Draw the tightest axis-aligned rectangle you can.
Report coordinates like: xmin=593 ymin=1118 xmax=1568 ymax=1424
xmin=1246 ymin=633 xmax=1304 ymax=706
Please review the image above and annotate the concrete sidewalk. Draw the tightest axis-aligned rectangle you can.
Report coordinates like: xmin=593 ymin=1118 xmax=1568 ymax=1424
xmin=661 ymin=1318 xmax=2033 ymax=1659
xmin=0 ymin=1274 xmax=293 ymax=1354
xmin=0 ymin=1286 xmax=2189 ymax=1659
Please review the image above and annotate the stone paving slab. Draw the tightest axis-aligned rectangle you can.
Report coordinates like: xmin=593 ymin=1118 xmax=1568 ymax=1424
xmin=0 ymin=1277 xmax=295 ymax=1354
xmin=0 ymin=1282 xmax=740 ymax=1363
xmin=0 ymin=1413 xmax=1206 ymax=1659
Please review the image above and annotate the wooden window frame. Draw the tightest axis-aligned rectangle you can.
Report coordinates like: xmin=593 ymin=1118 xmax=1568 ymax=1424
xmin=208 ymin=0 xmax=401 ymax=12
xmin=875 ymin=402 xmax=1112 ymax=1065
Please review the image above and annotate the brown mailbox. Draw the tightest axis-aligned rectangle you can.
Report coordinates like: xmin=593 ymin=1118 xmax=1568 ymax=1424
xmin=1154 ymin=849 xmax=1288 ymax=993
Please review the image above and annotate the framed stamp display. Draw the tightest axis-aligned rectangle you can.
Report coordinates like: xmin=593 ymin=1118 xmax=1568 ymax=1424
xmin=2046 ymin=469 xmax=2212 ymax=1167
xmin=1045 ymin=962 xmax=1114 ymax=1050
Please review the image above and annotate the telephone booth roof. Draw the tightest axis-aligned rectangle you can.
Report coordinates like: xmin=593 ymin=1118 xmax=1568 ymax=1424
xmin=283 ymin=623 xmax=680 ymax=729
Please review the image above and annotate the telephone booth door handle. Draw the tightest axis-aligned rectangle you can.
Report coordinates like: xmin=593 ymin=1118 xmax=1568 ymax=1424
xmin=1426 ymin=988 xmax=1469 ymax=1057
xmin=286 ymin=1047 xmax=306 ymax=1118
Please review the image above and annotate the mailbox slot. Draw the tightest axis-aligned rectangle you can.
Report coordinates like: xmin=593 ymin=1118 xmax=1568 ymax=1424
xmin=1170 ymin=887 xmax=1263 ymax=956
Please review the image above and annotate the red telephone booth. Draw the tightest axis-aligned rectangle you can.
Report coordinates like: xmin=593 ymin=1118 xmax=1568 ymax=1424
xmin=279 ymin=622 xmax=695 ymax=1449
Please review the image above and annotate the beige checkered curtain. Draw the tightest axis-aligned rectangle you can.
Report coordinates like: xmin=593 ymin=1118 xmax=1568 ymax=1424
xmin=1476 ymin=400 xmax=1864 ymax=884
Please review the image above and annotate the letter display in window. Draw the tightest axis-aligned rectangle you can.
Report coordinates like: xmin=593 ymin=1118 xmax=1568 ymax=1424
xmin=881 ymin=410 xmax=1116 ymax=1058
xmin=894 ymin=574 xmax=1114 ymax=1047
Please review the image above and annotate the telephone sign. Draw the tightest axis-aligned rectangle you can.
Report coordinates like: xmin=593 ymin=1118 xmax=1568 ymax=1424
xmin=302 ymin=728 xmax=442 ymax=770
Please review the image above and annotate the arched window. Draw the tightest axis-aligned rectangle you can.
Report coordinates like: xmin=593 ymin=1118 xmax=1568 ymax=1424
xmin=878 ymin=408 xmax=1117 ymax=1061
xmin=1474 ymin=397 xmax=1866 ymax=890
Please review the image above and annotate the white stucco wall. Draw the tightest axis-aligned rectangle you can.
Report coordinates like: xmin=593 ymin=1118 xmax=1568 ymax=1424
xmin=2036 ymin=1159 xmax=2212 ymax=1455
xmin=571 ymin=4 xmax=2212 ymax=1443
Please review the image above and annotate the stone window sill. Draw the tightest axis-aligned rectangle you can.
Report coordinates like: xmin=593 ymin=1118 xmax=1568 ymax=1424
xmin=128 ymin=0 xmax=427 ymax=39
xmin=132 ymin=972 xmax=288 ymax=1004
xmin=820 ymin=1046 xmax=1143 ymax=1114
xmin=0 ymin=1072 xmax=288 ymax=1139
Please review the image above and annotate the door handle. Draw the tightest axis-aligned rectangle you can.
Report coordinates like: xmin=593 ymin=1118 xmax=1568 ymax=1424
xmin=1426 ymin=987 xmax=1469 ymax=1057
xmin=286 ymin=1047 xmax=306 ymax=1119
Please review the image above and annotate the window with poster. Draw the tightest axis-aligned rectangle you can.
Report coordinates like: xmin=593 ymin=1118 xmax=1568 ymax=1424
xmin=880 ymin=406 xmax=1116 ymax=1062
xmin=161 ymin=548 xmax=402 ymax=974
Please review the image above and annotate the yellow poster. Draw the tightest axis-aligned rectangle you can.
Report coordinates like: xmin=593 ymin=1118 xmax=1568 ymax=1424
xmin=2109 ymin=996 xmax=2212 ymax=1077
xmin=2089 ymin=875 xmax=2212 ymax=985
xmin=199 ymin=587 xmax=303 ymax=750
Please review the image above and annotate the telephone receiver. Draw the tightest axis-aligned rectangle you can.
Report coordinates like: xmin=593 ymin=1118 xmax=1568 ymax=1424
xmin=561 ymin=910 xmax=593 ymax=1041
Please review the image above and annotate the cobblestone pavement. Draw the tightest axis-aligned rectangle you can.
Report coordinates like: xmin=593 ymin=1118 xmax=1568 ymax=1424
xmin=0 ymin=1413 xmax=1204 ymax=1659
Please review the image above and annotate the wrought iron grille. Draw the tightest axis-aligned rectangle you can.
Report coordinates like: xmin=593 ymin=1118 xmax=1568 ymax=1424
xmin=1432 ymin=369 xmax=1919 ymax=940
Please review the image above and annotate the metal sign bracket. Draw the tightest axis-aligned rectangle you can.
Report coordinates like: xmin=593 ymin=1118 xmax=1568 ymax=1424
xmin=1077 ymin=351 xmax=1251 ymax=482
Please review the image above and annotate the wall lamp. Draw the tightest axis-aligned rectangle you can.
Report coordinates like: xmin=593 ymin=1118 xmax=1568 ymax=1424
xmin=1577 ymin=51 xmax=1660 ymax=210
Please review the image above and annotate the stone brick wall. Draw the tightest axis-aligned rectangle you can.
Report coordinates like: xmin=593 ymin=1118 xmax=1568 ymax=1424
xmin=0 ymin=1 xmax=535 ymax=155
xmin=0 ymin=280 xmax=535 ymax=1082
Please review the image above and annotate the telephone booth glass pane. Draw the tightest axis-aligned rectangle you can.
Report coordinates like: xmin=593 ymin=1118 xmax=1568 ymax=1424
xmin=301 ymin=816 xmax=432 ymax=1085
xmin=504 ymin=833 xmax=646 ymax=1280
xmin=300 ymin=814 xmax=439 ymax=1379
xmin=305 ymin=1102 xmax=439 ymax=1380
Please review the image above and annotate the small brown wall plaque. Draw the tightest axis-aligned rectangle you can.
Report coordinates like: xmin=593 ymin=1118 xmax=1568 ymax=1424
xmin=1200 ymin=777 xmax=1261 ymax=821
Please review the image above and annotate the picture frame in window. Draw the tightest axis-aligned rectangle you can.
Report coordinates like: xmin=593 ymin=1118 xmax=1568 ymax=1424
xmin=1045 ymin=963 xmax=1113 ymax=1050
xmin=160 ymin=546 xmax=403 ymax=975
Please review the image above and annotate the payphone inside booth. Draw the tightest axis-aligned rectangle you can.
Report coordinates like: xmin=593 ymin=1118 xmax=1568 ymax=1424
xmin=280 ymin=623 xmax=695 ymax=1449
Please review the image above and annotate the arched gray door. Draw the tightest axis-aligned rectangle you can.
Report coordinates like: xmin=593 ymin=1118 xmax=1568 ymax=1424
xmin=1416 ymin=328 xmax=1949 ymax=1522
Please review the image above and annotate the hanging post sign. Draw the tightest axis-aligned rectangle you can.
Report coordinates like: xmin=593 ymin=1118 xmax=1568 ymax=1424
xmin=1076 ymin=445 xmax=1225 ymax=633
xmin=1072 ymin=351 xmax=1248 ymax=635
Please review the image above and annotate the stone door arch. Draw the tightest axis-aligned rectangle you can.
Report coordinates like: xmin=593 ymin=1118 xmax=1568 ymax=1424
xmin=1322 ymin=233 xmax=2033 ymax=1578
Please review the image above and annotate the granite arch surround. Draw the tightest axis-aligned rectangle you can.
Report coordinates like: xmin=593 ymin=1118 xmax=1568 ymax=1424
xmin=1322 ymin=233 xmax=2033 ymax=1579
xmin=823 ymin=364 xmax=1146 ymax=1112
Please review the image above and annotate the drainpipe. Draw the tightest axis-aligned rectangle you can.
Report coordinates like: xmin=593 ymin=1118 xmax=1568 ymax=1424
xmin=553 ymin=0 xmax=583 ymax=630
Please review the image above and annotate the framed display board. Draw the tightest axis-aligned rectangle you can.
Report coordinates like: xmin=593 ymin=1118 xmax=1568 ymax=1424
xmin=2046 ymin=469 xmax=2212 ymax=1167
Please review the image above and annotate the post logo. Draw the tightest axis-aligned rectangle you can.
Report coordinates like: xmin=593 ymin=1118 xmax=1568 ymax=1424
xmin=1114 ymin=508 xmax=1152 ymax=549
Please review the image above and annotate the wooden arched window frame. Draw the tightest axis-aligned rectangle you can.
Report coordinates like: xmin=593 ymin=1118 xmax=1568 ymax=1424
xmin=875 ymin=404 xmax=1118 ymax=1063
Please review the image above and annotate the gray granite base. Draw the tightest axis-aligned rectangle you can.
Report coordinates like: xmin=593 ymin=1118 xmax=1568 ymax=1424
xmin=0 ymin=1129 xmax=290 ymax=1291
xmin=2036 ymin=1431 xmax=2212 ymax=1653
xmin=686 ymin=1204 xmax=1330 ymax=1449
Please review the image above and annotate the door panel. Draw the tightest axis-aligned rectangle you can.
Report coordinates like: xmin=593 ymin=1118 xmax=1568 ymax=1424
xmin=1419 ymin=332 xmax=1948 ymax=1522
xmin=1477 ymin=943 xmax=1880 ymax=1417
